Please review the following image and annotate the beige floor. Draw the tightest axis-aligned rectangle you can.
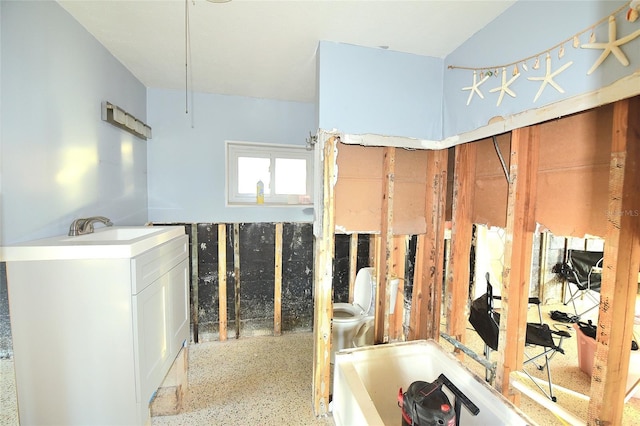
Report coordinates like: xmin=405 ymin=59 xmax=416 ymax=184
xmin=2 ymin=306 xmax=640 ymax=425
xmin=151 ymin=332 xmax=333 ymax=426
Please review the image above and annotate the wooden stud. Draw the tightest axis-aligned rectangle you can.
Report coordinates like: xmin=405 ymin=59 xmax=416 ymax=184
xmin=410 ymin=149 xmax=448 ymax=340
xmin=375 ymin=147 xmax=395 ymax=344
xmin=312 ymin=136 xmax=337 ymax=416
xmin=446 ymin=143 xmax=477 ymax=350
xmin=588 ymin=96 xmax=640 ymax=426
xmin=191 ymin=224 xmax=199 ymax=344
xmin=348 ymin=234 xmax=358 ymax=303
xmin=274 ymin=223 xmax=283 ymax=336
xmin=233 ymin=223 xmax=241 ymax=339
xmin=218 ymin=224 xmax=227 ymax=341
xmin=495 ymin=126 xmax=539 ymax=403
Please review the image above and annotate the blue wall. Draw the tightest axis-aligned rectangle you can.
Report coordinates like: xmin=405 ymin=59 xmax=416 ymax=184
xmin=317 ymin=41 xmax=444 ymax=140
xmin=147 ymin=89 xmax=316 ymax=224
xmin=0 ymin=1 xmax=148 ymax=245
xmin=443 ymin=1 xmax=636 ymax=137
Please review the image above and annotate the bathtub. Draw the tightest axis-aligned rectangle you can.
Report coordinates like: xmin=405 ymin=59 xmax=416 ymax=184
xmin=331 ymin=339 xmax=534 ymax=425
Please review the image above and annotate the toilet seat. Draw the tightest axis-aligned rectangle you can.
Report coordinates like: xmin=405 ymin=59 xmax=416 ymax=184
xmin=331 ymin=267 xmax=377 ymax=363
xmin=332 ymin=303 xmax=365 ymax=323
xmin=333 ymin=267 xmax=375 ymax=322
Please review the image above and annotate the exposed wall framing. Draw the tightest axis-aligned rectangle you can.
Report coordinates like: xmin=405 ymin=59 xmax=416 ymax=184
xmin=496 ymin=125 xmax=539 ymax=403
xmin=375 ymin=147 xmax=395 ymax=344
xmin=446 ymin=142 xmax=477 ymax=351
xmin=312 ymin=135 xmax=337 ymax=416
xmin=408 ymin=150 xmax=448 ymax=340
xmin=312 ymin=97 xmax=640 ymax=421
xmin=587 ymin=96 xmax=640 ymax=426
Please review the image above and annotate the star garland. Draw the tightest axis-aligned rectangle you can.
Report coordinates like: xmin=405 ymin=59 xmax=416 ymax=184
xmin=489 ymin=68 xmax=520 ymax=106
xmin=462 ymin=71 xmax=490 ymax=105
xmin=527 ymin=53 xmax=573 ymax=102
xmin=449 ymin=1 xmax=639 ymax=106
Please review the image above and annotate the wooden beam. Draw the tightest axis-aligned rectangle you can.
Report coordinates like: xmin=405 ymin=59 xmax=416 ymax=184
xmin=409 ymin=149 xmax=448 ymax=340
xmin=274 ymin=223 xmax=283 ymax=336
xmin=233 ymin=223 xmax=241 ymax=339
xmin=191 ymin=224 xmax=199 ymax=344
xmin=446 ymin=143 xmax=477 ymax=349
xmin=218 ymin=224 xmax=227 ymax=341
xmin=375 ymin=147 xmax=395 ymax=344
xmin=588 ymin=96 xmax=640 ymax=426
xmin=348 ymin=234 xmax=358 ymax=303
xmin=312 ymin=136 xmax=337 ymax=416
xmin=495 ymin=126 xmax=539 ymax=403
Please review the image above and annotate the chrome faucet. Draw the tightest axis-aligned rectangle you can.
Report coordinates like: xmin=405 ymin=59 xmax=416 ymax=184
xmin=68 ymin=216 xmax=114 ymax=236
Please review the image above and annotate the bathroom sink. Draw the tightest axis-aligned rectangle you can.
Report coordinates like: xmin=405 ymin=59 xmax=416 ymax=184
xmin=1 ymin=226 xmax=185 ymax=261
xmin=61 ymin=227 xmax=161 ymax=242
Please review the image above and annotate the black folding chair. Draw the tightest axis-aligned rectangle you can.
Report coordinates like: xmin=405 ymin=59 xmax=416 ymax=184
xmin=553 ymin=249 xmax=603 ymax=319
xmin=468 ymin=273 xmax=571 ymax=401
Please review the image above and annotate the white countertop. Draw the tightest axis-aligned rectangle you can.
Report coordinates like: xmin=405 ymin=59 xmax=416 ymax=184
xmin=0 ymin=226 xmax=186 ymax=261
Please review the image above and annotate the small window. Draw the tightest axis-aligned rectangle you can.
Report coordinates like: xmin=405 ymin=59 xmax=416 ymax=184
xmin=227 ymin=141 xmax=313 ymax=205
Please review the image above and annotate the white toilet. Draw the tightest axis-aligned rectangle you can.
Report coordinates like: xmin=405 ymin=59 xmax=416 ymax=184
xmin=331 ymin=267 xmax=400 ymax=363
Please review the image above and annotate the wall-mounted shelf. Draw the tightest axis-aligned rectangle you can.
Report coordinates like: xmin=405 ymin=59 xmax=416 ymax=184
xmin=102 ymin=101 xmax=152 ymax=140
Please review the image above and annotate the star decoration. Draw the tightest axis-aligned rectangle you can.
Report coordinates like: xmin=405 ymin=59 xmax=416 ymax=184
xmin=581 ymin=15 xmax=640 ymax=75
xmin=489 ymin=67 xmax=520 ymax=106
xmin=462 ymin=71 xmax=490 ymax=106
xmin=527 ymin=54 xmax=573 ymax=102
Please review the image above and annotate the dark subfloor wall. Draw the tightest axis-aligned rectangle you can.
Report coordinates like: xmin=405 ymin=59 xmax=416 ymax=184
xmin=333 ymin=234 xmax=371 ymax=304
xmin=195 ymin=222 xmax=317 ymax=340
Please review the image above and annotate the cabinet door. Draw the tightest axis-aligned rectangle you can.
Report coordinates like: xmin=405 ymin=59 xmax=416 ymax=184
xmin=168 ymin=258 xmax=190 ymax=351
xmin=133 ymin=275 xmax=170 ymax=403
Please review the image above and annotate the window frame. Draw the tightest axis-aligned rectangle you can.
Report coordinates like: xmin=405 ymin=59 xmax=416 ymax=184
xmin=226 ymin=141 xmax=314 ymax=206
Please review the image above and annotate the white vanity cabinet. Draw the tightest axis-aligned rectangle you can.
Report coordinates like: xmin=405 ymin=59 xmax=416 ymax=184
xmin=5 ymin=230 xmax=189 ymax=426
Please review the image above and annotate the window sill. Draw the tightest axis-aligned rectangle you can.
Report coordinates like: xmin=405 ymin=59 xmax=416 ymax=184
xmin=227 ymin=202 xmax=314 ymax=208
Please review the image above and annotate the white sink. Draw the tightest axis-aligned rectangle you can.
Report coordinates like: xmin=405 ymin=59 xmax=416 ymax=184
xmin=1 ymin=226 xmax=186 ymax=261
xmin=61 ymin=227 xmax=161 ymax=242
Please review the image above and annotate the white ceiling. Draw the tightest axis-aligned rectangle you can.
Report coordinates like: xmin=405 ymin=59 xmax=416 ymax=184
xmin=58 ymin=0 xmax=516 ymax=103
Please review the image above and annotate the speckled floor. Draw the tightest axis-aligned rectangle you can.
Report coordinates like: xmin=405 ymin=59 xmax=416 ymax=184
xmin=151 ymin=332 xmax=334 ymax=426
xmin=0 ymin=357 xmax=17 ymax=426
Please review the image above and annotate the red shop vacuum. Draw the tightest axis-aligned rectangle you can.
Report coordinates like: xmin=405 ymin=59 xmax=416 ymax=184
xmin=398 ymin=374 xmax=479 ymax=426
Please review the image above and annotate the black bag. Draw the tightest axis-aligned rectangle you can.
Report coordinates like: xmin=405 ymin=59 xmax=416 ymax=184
xmin=399 ymin=380 xmax=456 ymax=426
xmin=550 ymin=310 xmax=579 ymax=323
